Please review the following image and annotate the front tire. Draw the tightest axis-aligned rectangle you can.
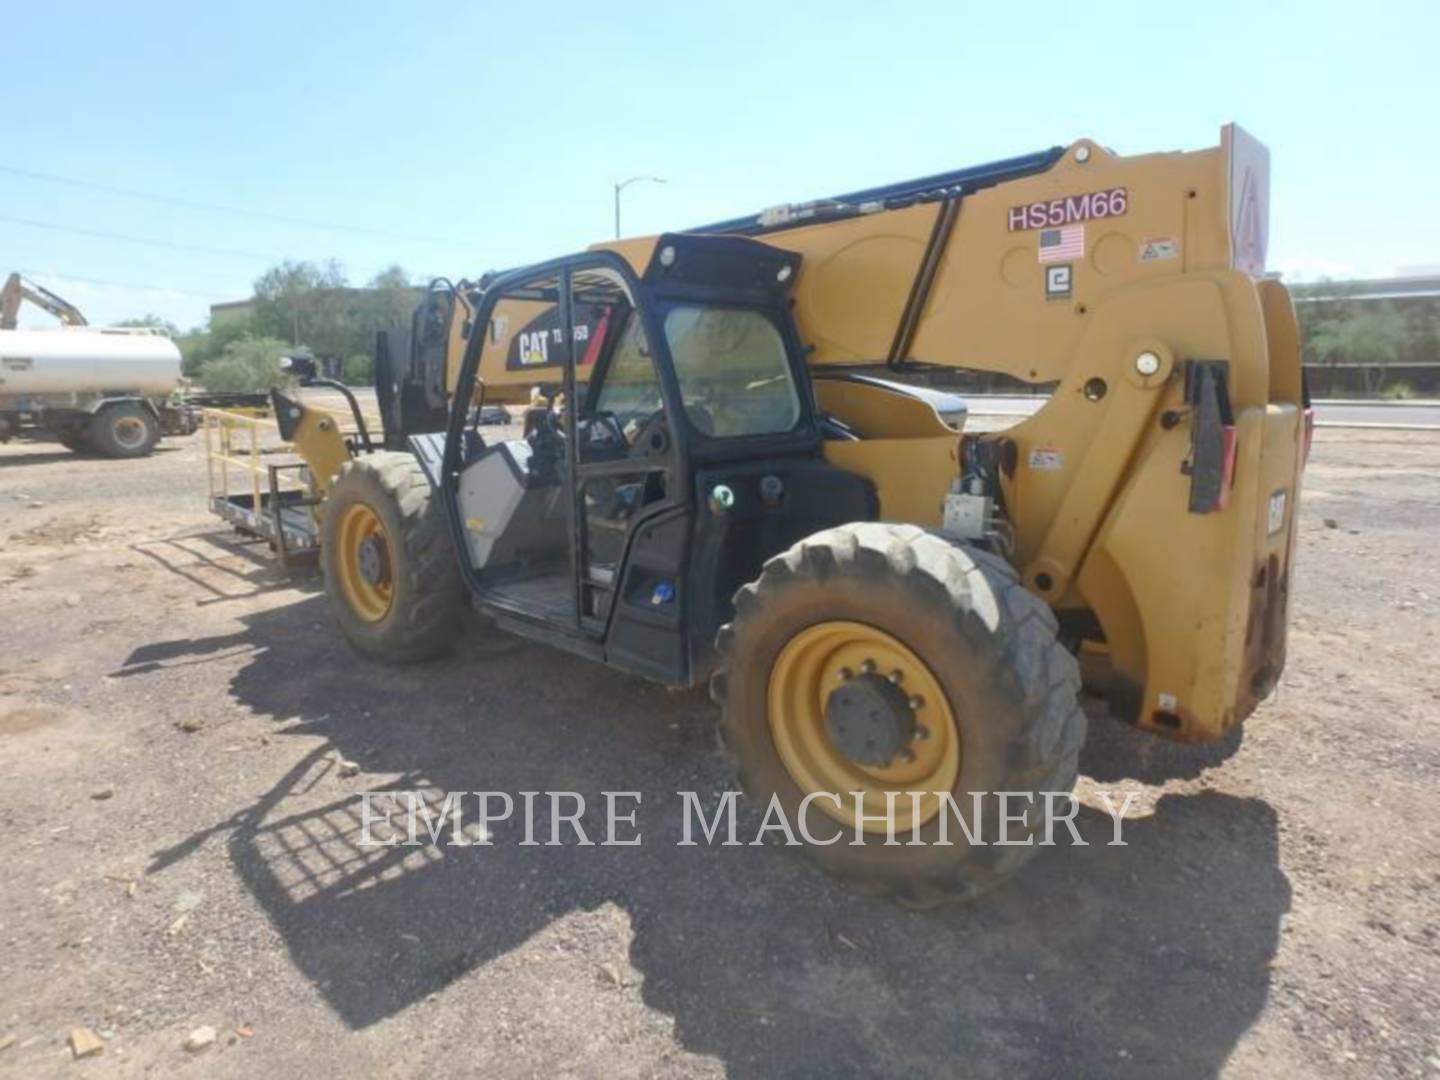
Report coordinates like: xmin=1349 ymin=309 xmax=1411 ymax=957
xmin=321 ymin=452 xmax=465 ymax=663
xmin=87 ymin=403 xmax=159 ymax=458
xmin=711 ymin=522 xmax=1085 ymax=906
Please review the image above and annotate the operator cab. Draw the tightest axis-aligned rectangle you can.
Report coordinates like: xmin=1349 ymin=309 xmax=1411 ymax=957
xmin=432 ymin=234 xmax=875 ymax=683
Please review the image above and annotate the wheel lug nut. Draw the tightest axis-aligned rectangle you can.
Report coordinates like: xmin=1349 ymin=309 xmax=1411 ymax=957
xmin=915 ymin=725 xmax=930 ymax=740
xmin=908 ymin=695 xmax=924 ymax=711
xmin=887 ymin=670 xmax=903 ymax=684
xmin=899 ymin=749 xmax=916 ymax=763
xmin=861 ymin=659 xmax=876 ymax=675
xmin=837 ymin=667 xmax=853 ymax=682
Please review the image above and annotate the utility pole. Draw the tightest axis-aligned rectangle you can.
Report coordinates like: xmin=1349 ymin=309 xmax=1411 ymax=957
xmin=614 ymin=176 xmax=666 ymax=239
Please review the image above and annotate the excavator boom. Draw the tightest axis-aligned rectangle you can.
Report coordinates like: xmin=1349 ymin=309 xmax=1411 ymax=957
xmin=0 ymin=272 xmax=89 ymax=330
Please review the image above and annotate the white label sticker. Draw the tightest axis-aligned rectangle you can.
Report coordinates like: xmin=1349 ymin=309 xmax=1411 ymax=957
xmin=1139 ymin=237 xmax=1179 ymax=262
xmin=1028 ymin=446 xmax=1064 ymax=471
xmin=1267 ymin=490 xmax=1287 ymax=535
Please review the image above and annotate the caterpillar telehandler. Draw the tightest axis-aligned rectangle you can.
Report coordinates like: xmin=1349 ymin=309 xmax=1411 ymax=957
xmin=276 ymin=124 xmax=1306 ymax=903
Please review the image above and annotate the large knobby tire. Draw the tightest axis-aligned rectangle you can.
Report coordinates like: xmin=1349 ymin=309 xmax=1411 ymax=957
xmin=711 ymin=522 xmax=1086 ymax=907
xmin=321 ymin=452 xmax=465 ymax=664
xmin=87 ymin=403 xmax=159 ymax=459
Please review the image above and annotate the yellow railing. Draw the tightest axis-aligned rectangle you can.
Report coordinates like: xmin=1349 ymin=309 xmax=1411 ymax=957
xmin=201 ymin=407 xmax=300 ymax=514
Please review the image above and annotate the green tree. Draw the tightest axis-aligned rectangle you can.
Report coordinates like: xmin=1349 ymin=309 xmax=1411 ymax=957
xmin=245 ymin=260 xmax=418 ymax=362
xmin=177 ymin=317 xmax=250 ymax=377
xmin=250 ymin=259 xmax=349 ymax=349
xmin=1308 ymin=306 xmax=1407 ymax=394
xmin=196 ymin=335 xmax=297 ymax=393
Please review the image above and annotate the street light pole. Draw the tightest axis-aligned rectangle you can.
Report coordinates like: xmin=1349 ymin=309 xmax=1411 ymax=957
xmin=614 ymin=175 xmax=666 ymax=239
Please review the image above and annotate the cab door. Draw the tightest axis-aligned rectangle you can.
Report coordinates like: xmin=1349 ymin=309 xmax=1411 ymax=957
xmin=573 ymin=303 xmax=691 ymax=683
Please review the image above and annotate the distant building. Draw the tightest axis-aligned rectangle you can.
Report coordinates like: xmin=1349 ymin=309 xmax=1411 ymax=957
xmin=209 ymin=298 xmax=256 ymax=330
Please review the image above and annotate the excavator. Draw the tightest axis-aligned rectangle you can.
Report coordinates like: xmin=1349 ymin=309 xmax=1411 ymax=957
xmin=1 ymin=272 xmax=89 ymax=329
xmin=272 ymin=124 xmax=1306 ymax=904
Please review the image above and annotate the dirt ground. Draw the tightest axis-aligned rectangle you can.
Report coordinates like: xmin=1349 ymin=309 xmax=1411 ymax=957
xmin=0 ymin=421 xmax=1436 ymax=1079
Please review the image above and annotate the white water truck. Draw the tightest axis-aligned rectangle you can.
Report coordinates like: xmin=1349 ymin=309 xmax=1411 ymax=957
xmin=0 ymin=273 xmax=197 ymax=458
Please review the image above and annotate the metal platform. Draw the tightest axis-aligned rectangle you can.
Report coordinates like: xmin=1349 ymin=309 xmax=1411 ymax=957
xmin=202 ymin=406 xmax=319 ymax=565
xmin=210 ymin=489 xmax=318 ymax=556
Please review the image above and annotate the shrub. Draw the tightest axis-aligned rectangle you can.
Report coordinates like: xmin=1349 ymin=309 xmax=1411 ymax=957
xmin=196 ymin=336 xmax=296 ymax=393
xmin=342 ymin=353 xmax=374 ymax=386
xmin=1381 ymin=380 xmax=1415 ymax=401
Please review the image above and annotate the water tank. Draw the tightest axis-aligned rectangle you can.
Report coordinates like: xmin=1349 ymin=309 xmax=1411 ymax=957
xmin=0 ymin=326 xmax=182 ymax=398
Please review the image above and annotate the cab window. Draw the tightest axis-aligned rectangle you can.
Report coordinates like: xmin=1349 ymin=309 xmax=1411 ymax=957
xmin=662 ymin=305 xmax=800 ymax=437
xmin=593 ymin=312 xmax=664 ymax=444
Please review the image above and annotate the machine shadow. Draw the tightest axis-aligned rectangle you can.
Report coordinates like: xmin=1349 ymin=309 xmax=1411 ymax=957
xmin=129 ymin=529 xmax=319 ymax=606
xmin=0 ymin=444 xmax=186 ymax=467
xmin=1078 ymin=699 xmax=1246 ymax=784
xmin=145 ymin=593 xmax=1290 ymax=1078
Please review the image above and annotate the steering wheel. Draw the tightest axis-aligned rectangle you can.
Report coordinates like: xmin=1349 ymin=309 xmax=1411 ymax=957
xmin=629 ymin=409 xmax=671 ymax=458
xmin=581 ymin=411 xmax=627 ymax=454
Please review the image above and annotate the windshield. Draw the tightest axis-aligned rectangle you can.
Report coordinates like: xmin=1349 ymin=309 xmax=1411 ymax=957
xmin=662 ymin=305 xmax=801 ymax=437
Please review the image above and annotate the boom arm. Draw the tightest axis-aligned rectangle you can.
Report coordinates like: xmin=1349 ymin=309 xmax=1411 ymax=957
xmin=1 ymin=272 xmax=89 ymax=330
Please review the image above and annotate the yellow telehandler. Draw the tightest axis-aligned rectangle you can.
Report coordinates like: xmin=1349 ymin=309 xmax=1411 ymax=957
xmin=272 ymin=124 xmax=1306 ymax=903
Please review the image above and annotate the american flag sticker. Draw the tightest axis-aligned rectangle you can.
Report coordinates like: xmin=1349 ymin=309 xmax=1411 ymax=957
xmin=1038 ymin=224 xmax=1084 ymax=263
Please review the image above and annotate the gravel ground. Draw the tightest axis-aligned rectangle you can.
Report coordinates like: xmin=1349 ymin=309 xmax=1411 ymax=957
xmin=0 ymin=421 xmax=1436 ymax=1078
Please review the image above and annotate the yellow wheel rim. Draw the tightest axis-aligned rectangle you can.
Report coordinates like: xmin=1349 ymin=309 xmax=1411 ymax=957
xmin=335 ymin=503 xmax=394 ymax=623
xmin=768 ymin=620 xmax=960 ymax=834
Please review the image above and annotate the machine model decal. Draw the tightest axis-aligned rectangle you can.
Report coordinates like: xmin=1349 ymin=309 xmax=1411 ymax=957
xmin=1038 ymin=226 xmax=1084 ymax=264
xmin=1008 ymin=187 xmax=1127 ymax=231
xmin=1139 ymin=237 xmax=1179 ymax=262
xmin=1028 ymin=445 xmax=1064 ymax=471
xmin=506 ymin=305 xmax=611 ymax=371
xmin=1044 ymin=264 xmax=1073 ymax=299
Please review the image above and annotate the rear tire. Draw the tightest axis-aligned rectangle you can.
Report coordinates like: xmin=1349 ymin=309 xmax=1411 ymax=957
xmin=86 ymin=404 xmax=159 ymax=458
xmin=711 ymin=522 xmax=1085 ymax=906
xmin=321 ymin=452 xmax=465 ymax=663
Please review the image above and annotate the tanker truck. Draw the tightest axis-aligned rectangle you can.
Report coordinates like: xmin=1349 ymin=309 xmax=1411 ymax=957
xmin=0 ymin=273 xmax=196 ymax=458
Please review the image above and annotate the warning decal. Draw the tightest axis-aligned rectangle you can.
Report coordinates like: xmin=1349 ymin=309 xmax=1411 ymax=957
xmin=1028 ymin=445 xmax=1064 ymax=471
xmin=1139 ymin=238 xmax=1179 ymax=262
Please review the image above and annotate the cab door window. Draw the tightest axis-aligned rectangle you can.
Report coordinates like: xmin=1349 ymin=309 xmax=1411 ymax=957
xmin=594 ymin=312 xmax=664 ymax=445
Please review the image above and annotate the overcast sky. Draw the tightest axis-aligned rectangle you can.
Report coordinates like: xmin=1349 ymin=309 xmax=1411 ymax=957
xmin=3 ymin=0 xmax=1435 ymax=329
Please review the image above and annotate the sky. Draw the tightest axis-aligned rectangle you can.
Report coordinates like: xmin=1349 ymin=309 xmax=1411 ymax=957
xmin=3 ymin=0 xmax=1436 ymax=329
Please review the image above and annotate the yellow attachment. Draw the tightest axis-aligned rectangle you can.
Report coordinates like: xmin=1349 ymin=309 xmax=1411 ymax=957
xmin=287 ymin=405 xmax=351 ymax=498
xmin=334 ymin=503 xmax=394 ymax=623
xmin=767 ymin=620 xmax=960 ymax=833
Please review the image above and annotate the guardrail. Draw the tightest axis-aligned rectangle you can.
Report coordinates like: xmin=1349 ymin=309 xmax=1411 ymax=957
xmin=201 ymin=406 xmax=319 ymax=564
